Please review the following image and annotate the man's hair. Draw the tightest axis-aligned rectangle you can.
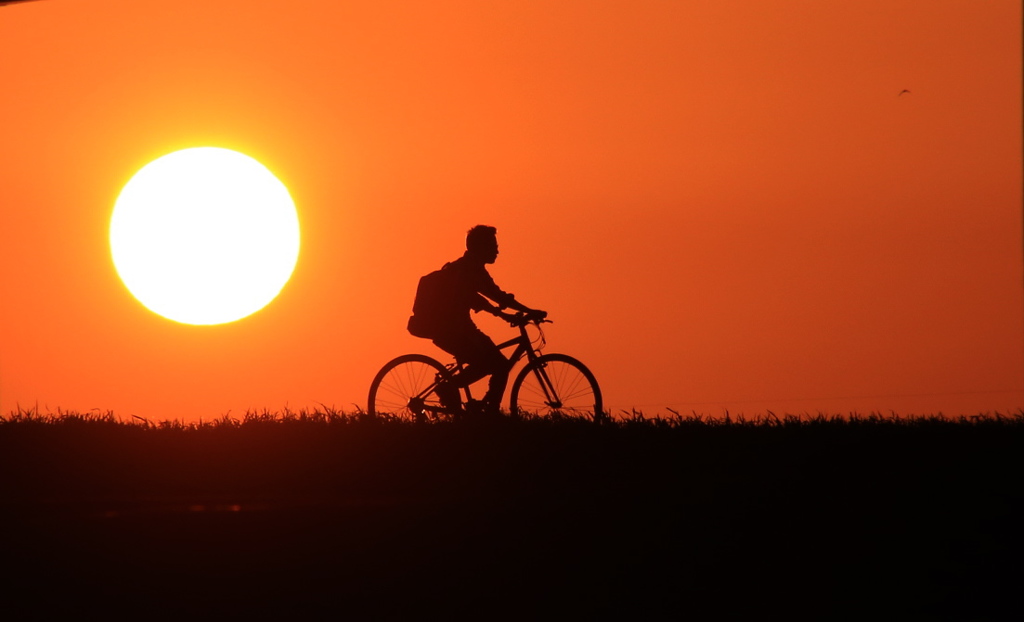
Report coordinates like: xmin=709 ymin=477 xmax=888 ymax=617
xmin=466 ymin=225 xmax=497 ymax=252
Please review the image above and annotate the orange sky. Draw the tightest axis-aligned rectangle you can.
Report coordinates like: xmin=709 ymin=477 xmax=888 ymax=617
xmin=1 ymin=0 xmax=1021 ymax=421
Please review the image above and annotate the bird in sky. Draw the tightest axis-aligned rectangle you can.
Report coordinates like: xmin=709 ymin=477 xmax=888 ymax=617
xmin=898 ymin=89 xmax=911 ymax=96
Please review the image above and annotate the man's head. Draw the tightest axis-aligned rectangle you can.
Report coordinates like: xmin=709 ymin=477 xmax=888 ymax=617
xmin=466 ymin=225 xmax=499 ymax=264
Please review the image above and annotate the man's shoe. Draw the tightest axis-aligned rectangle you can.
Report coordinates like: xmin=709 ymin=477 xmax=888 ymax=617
xmin=434 ymin=381 xmax=461 ymax=413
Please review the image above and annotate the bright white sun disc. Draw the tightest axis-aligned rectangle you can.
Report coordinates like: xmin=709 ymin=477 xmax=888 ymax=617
xmin=110 ymin=147 xmax=300 ymax=325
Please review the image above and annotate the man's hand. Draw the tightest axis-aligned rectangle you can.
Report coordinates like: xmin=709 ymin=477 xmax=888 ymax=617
xmin=496 ymin=310 xmax=521 ymax=324
xmin=525 ymin=308 xmax=548 ymax=322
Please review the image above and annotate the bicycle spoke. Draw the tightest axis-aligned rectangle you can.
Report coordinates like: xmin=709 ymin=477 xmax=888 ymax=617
xmin=368 ymin=355 xmax=452 ymax=420
xmin=510 ymin=354 xmax=601 ymax=417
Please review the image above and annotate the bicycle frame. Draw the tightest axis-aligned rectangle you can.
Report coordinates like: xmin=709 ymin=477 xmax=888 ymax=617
xmin=423 ymin=320 xmax=547 ymax=410
xmin=496 ymin=320 xmax=545 ymax=366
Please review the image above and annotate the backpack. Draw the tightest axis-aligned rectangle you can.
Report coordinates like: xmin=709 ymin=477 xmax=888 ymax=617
xmin=407 ymin=264 xmax=461 ymax=338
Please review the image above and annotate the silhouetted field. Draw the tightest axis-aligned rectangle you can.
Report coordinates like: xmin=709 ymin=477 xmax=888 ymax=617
xmin=2 ymin=409 xmax=1021 ymax=619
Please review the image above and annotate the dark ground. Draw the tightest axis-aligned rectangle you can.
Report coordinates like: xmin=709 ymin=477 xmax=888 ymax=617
xmin=1 ymin=412 xmax=1021 ymax=619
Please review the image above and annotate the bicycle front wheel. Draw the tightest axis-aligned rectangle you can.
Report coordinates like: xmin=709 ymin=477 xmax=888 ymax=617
xmin=509 ymin=353 xmax=603 ymax=419
xmin=368 ymin=354 xmax=452 ymax=420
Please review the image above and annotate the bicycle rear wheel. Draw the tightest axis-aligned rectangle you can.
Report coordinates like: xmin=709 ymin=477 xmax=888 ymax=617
xmin=368 ymin=354 xmax=453 ymax=420
xmin=509 ymin=353 xmax=603 ymax=419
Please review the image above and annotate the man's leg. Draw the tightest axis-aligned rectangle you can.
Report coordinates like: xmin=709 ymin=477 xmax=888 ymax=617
xmin=432 ymin=329 xmax=510 ymax=411
xmin=477 ymin=337 xmax=511 ymax=410
xmin=427 ymin=332 xmax=473 ymax=412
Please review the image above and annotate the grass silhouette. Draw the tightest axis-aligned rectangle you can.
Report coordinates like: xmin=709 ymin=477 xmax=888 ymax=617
xmin=2 ymin=408 xmax=1021 ymax=618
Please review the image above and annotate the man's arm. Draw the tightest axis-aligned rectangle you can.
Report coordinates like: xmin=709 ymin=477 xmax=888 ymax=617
xmin=471 ymin=263 xmax=546 ymax=320
xmin=471 ymin=264 xmax=516 ymax=309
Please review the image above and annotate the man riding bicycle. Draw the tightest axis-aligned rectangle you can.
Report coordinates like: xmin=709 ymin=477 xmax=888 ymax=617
xmin=406 ymin=225 xmax=546 ymax=415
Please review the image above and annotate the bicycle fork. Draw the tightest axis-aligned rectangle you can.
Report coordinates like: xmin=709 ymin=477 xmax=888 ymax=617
xmin=529 ymin=361 xmax=564 ymax=410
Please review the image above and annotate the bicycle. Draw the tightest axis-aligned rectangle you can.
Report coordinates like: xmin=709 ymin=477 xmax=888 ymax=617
xmin=367 ymin=313 xmax=603 ymax=421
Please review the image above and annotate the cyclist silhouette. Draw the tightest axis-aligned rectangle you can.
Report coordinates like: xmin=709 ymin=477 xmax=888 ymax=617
xmin=406 ymin=225 xmax=546 ymax=415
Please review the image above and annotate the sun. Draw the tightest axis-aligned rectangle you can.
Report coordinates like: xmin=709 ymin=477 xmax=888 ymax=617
xmin=110 ymin=147 xmax=300 ymax=325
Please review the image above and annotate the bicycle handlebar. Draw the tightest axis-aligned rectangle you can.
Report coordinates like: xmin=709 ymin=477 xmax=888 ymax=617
xmin=506 ymin=311 xmax=551 ymax=328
